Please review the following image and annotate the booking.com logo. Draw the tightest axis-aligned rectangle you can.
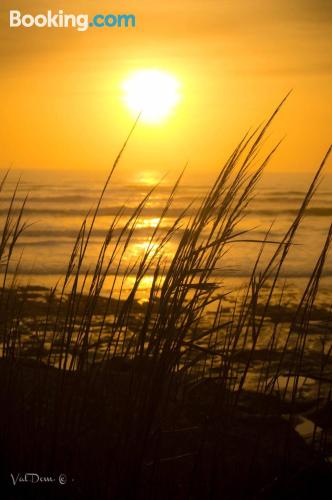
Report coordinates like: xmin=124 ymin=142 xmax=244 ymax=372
xmin=9 ymin=10 xmax=136 ymax=31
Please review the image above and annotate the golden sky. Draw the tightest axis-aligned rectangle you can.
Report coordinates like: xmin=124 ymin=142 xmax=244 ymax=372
xmin=0 ymin=0 xmax=331 ymax=181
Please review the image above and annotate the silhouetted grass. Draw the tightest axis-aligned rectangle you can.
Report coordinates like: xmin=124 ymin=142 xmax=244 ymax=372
xmin=0 ymin=101 xmax=331 ymax=499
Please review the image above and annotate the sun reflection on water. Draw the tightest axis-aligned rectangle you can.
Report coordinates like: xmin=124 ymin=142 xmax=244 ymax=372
xmin=136 ymin=217 xmax=161 ymax=229
xmin=133 ymin=241 xmax=159 ymax=257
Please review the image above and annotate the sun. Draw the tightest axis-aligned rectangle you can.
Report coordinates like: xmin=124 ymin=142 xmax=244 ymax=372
xmin=122 ymin=69 xmax=181 ymax=124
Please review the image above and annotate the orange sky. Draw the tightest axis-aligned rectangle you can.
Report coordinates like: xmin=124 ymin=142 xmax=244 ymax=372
xmin=0 ymin=0 xmax=331 ymax=181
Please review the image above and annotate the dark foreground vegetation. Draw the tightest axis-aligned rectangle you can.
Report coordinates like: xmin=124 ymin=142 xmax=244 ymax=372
xmin=0 ymin=102 xmax=331 ymax=499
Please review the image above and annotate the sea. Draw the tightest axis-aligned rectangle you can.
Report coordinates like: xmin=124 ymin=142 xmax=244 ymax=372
xmin=0 ymin=168 xmax=331 ymax=307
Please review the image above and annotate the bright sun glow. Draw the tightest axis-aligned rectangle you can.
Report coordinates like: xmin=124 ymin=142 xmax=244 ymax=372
xmin=122 ymin=69 xmax=181 ymax=124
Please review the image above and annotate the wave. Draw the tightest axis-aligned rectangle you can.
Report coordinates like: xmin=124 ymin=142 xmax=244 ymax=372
xmin=248 ymin=207 xmax=332 ymax=217
xmin=3 ymin=266 xmax=332 ymax=279
xmin=255 ymin=196 xmax=331 ymax=204
xmin=260 ymin=191 xmax=332 ymax=197
xmin=15 ymin=224 xmax=288 ymax=241
xmin=0 ymin=194 xmax=206 ymax=206
xmin=0 ymin=206 xmax=196 ymax=217
xmin=1 ymin=206 xmax=331 ymax=218
xmin=14 ymin=226 xmax=188 ymax=244
xmin=1 ymin=183 xmax=209 ymax=195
